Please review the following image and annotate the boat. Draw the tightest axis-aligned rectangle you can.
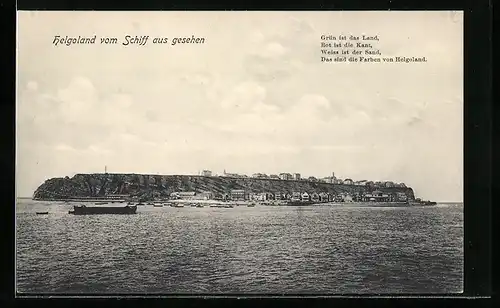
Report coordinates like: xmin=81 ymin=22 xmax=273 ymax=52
xmin=247 ymin=203 xmax=256 ymax=207
xmin=68 ymin=204 xmax=137 ymax=215
xmin=210 ymin=204 xmax=234 ymax=208
xmin=286 ymin=200 xmax=317 ymax=206
xmin=422 ymin=201 xmax=437 ymax=206
xmin=95 ymin=201 xmax=108 ymax=205
xmin=408 ymin=200 xmax=437 ymax=206
xmin=36 ymin=211 xmax=49 ymax=215
xmin=136 ymin=202 xmax=145 ymax=206
xmin=153 ymin=204 xmax=163 ymax=207
xmin=330 ymin=201 xmax=410 ymax=207
xmin=196 ymin=204 xmax=204 ymax=208
xmin=147 ymin=202 xmax=154 ymax=205
xmin=172 ymin=204 xmax=184 ymax=208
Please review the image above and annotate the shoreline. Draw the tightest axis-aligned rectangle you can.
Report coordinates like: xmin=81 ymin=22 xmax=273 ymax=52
xmin=24 ymin=198 xmax=442 ymax=207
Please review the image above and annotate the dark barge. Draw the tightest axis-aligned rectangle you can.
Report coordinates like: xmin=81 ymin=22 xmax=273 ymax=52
xmin=68 ymin=204 xmax=137 ymax=215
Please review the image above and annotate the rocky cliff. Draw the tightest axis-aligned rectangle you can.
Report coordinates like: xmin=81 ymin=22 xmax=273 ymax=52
xmin=33 ymin=173 xmax=416 ymax=201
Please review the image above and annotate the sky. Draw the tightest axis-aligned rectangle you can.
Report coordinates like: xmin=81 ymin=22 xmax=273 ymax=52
xmin=16 ymin=11 xmax=463 ymax=201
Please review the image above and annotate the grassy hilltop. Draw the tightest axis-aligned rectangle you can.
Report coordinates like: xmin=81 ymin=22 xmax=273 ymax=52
xmin=33 ymin=173 xmax=416 ymax=201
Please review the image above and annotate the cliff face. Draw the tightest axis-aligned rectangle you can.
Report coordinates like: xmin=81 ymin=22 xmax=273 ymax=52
xmin=33 ymin=173 xmax=416 ymax=200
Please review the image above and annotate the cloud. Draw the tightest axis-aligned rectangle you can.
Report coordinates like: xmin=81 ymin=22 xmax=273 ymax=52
xmin=26 ymin=81 xmax=38 ymax=91
xmin=248 ymin=30 xmax=265 ymax=44
xmin=261 ymin=42 xmax=288 ymax=58
xmin=17 ymin=72 xmax=446 ymax=167
xmin=16 ymin=12 xmax=463 ymax=201
xmin=87 ymin=145 xmax=113 ymax=155
xmin=54 ymin=144 xmax=76 ymax=152
xmin=289 ymin=16 xmax=316 ymax=34
xmin=242 ymin=18 xmax=318 ymax=83
xmin=180 ymin=73 xmax=211 ymax=86
xmin=244 ymin=55 xmax=297 ymax=82
xmin=195 ymin=87 xmax=377 ymax=153
xmin=53 ymin=143 xmax=113 ymax=156
xmin=55 ymin=77 xmax=138 ymax=127
xmin=56 ymin=77 xmax=98 ymax=123
xmin=220 ymin=81 xmax=266 ymax=110
xmin=17 ymin=76 xmax=143 ymax=151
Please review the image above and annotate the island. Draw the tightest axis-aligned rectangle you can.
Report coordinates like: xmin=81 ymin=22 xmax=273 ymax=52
xmin=31 ymin=172 xmax=437 ymax=206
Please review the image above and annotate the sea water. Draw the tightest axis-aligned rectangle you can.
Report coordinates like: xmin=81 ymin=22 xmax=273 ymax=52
xmin=16 ymin=199 xmax=463 ymax=294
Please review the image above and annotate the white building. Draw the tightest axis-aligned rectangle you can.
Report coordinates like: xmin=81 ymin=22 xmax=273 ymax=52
xmin=170 ymin=191 xmax=213 ymax=200
xmin=343 ymin=179 xmax=354 ymax=185
xmin=301 ymin=192 xmax=310 ymax=201
xmin=252 ymin=173 xmax=268 ymax=178
xmin=279 ymin=173 xmax=293 ymax=180
xmin=343 ymin=194 xmax=353 ymax=202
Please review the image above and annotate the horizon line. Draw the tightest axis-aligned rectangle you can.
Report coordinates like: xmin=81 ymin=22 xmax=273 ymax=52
xmin=15 ymin=196 xmax=464 ymax=203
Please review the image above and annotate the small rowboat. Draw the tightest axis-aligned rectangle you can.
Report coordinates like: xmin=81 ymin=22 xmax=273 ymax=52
xmin=36 ymin=212 xmax=49 ymax=215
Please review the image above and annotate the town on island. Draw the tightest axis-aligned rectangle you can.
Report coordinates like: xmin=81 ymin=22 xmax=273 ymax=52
xmin=32 ymin=168 xmax=437 ymax=214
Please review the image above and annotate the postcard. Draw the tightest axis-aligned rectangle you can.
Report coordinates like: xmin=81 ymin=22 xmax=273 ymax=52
xmin=16 ymin=11 xmax=463 ymax=295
